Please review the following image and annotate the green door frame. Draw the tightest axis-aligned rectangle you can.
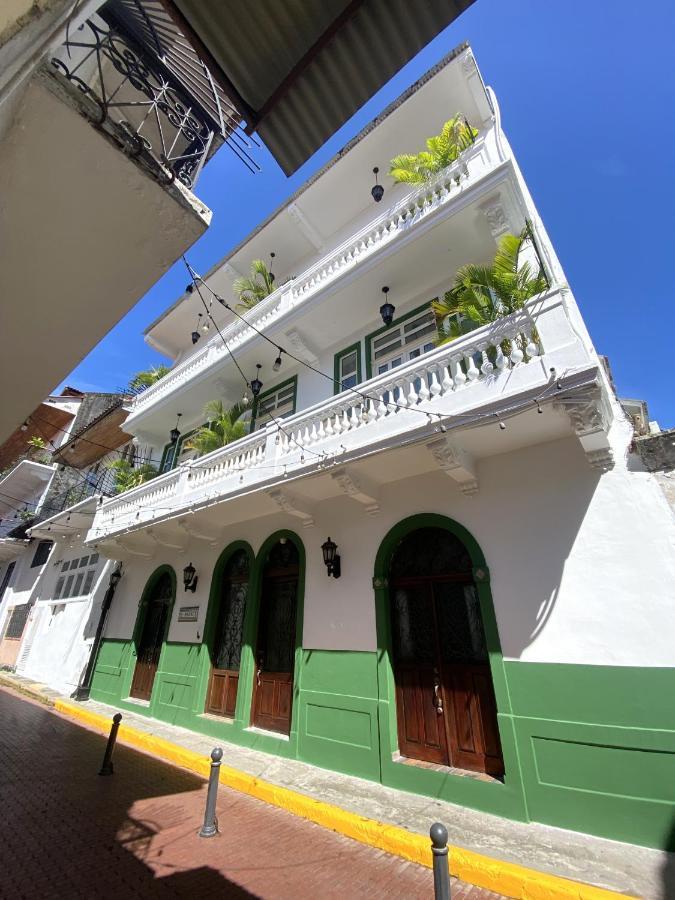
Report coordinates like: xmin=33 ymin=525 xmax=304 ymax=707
xmin=123 ymin=564 xmax=177 ymax=709
xmin=196 ymin=540 xmax=255 ymax=728
xmin=243 ymin=529 xmax=306 ymax=754
xmin=373 ymin=513 xmax=528 ymax=820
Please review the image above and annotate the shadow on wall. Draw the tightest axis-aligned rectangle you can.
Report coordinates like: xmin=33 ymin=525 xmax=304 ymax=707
xmin=475 ymin=436 xmax=603 ymax=658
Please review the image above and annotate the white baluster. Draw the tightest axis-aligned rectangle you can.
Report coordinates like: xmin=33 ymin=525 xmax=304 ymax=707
xmin=465 ymin=353 xmax=479 ymax=382
xmin=418 ymin=373 xmax=430 ymax=403
xmin=333 ymin=412 xmax=343 ymax=435
xmin=509 ymin=333 xmax=524 ymax=365
xmin=407 ymin=377 xmax=419 ymax=406
xmin=480 ymin=345 xmax=494 ymax=376
xmin=452 ymin=357 xmax=467 ymax=388
xmin=440 ymin=364 xmax=453 ymax=394
xmin=494 ymin=342 xmax=507 ymax=371
xmin=350 ymin=406 xmax=360 ymax=430
xmin=341 ymin=408 xmax=351 ymax=432
xmin=429 ymin=369 xmax=442 ymax=397
xmin=324 ymin=416 xmax=334 ymax=437
xmin=525 ymin=330 xmax=539 ymax=358
xmin=377 ymin=394 xmax=388 ymax=418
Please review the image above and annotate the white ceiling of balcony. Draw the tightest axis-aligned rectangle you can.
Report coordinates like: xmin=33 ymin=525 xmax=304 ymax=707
xmin=147 ymin=45 xmax=493 ymax=360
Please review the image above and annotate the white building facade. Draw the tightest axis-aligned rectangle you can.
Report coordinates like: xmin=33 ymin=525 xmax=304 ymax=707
xmin=83 ymin=47 xmax=675 ymax=852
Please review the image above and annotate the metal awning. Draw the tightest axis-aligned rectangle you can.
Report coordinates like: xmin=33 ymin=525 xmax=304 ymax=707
xmin=162 ymin=0 xmax=475 ymax=174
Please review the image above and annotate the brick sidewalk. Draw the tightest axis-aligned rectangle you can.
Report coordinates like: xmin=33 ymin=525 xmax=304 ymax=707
xmin=0 ymin=686 xmax=502 ymax=899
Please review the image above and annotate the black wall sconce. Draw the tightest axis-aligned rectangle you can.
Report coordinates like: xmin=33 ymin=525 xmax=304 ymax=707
xmin=183 ymin=561 xmax=198 ymax=593
xmin=371 ymin=167 xmax=384 ymax=203
xmin=321 ymin=537 xmax=341 ymax=579
xmin=379 ymin=286 xmax=395 ymax=327
xmin=108 ymin=564 xmax=123 ymax=589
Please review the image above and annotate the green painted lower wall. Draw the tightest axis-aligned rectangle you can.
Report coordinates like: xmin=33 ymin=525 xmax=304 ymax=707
xmin=90 ymin=642 xmax=675 ymax=851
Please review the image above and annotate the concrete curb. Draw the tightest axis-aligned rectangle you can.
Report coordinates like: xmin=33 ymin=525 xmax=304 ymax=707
xmin=51 ymin=697 xmax=633 ymax=900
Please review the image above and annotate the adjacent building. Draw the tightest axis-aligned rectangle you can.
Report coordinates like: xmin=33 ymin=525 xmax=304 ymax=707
xmin=49 ymin=45 xmax=675 ymax=852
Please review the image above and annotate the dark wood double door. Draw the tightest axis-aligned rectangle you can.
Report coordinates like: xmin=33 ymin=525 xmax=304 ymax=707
xmin=390 ymin=529 xmax=504 ymax=777
xmin=251 ymin=540 xmax=299 ymax=735
xmin=129 ymin=573 xmax=173 ymax=702
xmin=203 ymin=541 xmax=299 ymax=736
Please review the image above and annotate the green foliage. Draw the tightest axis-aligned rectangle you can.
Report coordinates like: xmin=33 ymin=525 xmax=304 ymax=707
xmin=186 ymin=401 xmax=249 ymax=456
xmin=232 ymin=259 xmax=275 ymax=311
xmin=27 ymin=436 xmax=46 ymax=449
xmin=107 ymin=458 xmax=158 ymax=494
xmin=26 ymin=435 xmax=50 ymax=464
xmin=389 ymin=114 xmax=478 ymax=185
xmin=433 ymin=227 xmax=548 ymax=347
xmin=128 ymin=364 xmax=171 ymax=391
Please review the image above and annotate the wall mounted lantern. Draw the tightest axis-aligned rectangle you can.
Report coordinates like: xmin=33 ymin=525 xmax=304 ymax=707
xmin=109 ymin=564 xmax=123 ymax=589
xmin=371 ymin=167 xmax=384 ymax=203
xmin=169 ymin=413 xmax=182 ymax=445
xmin=379 ymin=286 xmax=395 ymax=327
xmin=183 ymin=562 xmax=198 ymax=593
xmin=250 ymin=364 xmax=264 ymax=398
xmin=321 ymin=537 xmax=341 ymax=579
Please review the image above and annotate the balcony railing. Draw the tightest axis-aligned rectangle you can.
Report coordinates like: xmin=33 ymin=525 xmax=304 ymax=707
xmin=89 ymin=289 xmax=589 ymax=542
xmin=127 ymin=134 xmax=502 ymax=419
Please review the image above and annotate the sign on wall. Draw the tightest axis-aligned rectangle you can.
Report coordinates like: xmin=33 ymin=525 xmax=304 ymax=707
xmin=177 ymin=606 xmax=199 ymax=623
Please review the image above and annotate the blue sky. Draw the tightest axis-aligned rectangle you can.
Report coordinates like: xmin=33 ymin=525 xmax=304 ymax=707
xmin=61 ymin=0 xmax=675 ymax=427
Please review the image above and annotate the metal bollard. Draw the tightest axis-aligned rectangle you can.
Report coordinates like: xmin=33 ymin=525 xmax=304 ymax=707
xmin=98 ymin=712 xmax=122 ymax=776
xmin=430 ymin=822 xmax=451 ymax=900
xmin=199 ymin=747 xmax=223 ymax=838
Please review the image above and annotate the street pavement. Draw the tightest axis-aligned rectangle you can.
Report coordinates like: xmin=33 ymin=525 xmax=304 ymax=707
xmin=0 ymin=686 xmax=503 ymax=899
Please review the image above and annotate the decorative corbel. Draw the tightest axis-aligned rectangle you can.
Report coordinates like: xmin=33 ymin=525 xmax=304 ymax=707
xmin=330 ymin=467 xmax=380 ymax=516
xmin=266 ymin=488 xmax=315 ymax=527
xmin=426 ymin=437 xmax=479 ymax=496
xmin=555 ymin=392 xmax=614 ymax=472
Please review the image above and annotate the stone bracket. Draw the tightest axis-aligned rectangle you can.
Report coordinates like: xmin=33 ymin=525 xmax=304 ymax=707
xmin=114 ymin=535 xmax=154 ymax=559
xmin=426 ymin=437 xmax=479 ymax=495
xmin=177 ymin=515 xmax=223 ymax=546
xmin=555 ymin=392 xmax=615 ymax=472
xmin=330 ymin=467 xmax=380 ymax=516
xmin=147 ymin=528 xmax=189 ymax=553
xmin=288 ymin=203 xmax=324 ymax=251
xmin=267 ymin=488 xmax=315 ymax=527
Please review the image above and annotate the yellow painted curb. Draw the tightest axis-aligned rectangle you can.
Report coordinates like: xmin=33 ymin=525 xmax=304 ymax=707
xmin=54 ymin=699 xmax=633 ymax=900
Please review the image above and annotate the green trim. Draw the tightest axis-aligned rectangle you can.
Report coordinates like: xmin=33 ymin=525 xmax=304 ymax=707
xmin=159 ymin=441 xmax=175 ymax=473
xmin=197 ymin=540 xmax=255 ymax=725
xmin=251 ymin=375 xmax=298 ymax=431
xmin=365 ymin=300 xmax=432 ymax=379
xmin=125 ymin=565 xmax=177 ymax=709
xmin=372 ymin=513 xmax=527 ymax=821
xmin=160 ymin=428 xmax=200 ymax=473
xmin=333 ymin=342 xmax=362 ymax=395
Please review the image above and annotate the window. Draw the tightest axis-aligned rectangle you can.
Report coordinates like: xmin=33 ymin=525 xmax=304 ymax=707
xmin=53 ymin=576 xmax=65 ymax=600
xmin=78 ymin=556 xmax=89 ymax=568
xmin=83 ymin=569 xmax=96 ymax=594
xmin=159 ymin=429 xmax=199 ymax=472
xmin=61 ymin=562 xmax=69 ymax=573
xmin=73 ymin=573 xmax=84 ymax=596
xmin=0 ymin=562 xmax=16 ymax=601
xmin=369 ymin=306 xmax=437 ymax=377
xmin=63 ymin=574 xmax=74 ymax=598
xmin=252 ymin=377 xmax=297 ymax=430
xmin=31 ymin=540 xmax=53 ymax=568
xmin=3 ymin=604 xmax=30 ymax=640
xmin=334 ymin=344 xmax=362 ymax=394
xmin=69 ymin=559 xmax=79 ymax=570
xmin=89 ymin=553 xmax=99 ymax=566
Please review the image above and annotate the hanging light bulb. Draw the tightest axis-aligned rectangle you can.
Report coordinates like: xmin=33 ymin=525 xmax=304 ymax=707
xmin=201 ymin=314 xmax=210 ymax=334
xmin=186 ymin=282 xmax=195 ymax=294
xmin=241 ymin=388 xmax=251 ymax=407
xmin=273 ymin=348 xmax=283 ymax=372
xmin=20 ymin=420 xmax=29 ymax=432
xmin=269 ymin=251 xmax=276 ymax=283
xmin=250 ymin=364 xmax=264 ymax=398
xmin=371 ymin=166 xmax=384 ymax=203
xmin=169 ymin=413 xmax=182 ymax=444
xmin=379 ymin=286 xmax=395 ymax=327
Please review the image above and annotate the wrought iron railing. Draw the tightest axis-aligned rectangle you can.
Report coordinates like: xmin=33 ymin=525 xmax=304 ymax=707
xmin=50 ymin=5 xmax=224 ymax=187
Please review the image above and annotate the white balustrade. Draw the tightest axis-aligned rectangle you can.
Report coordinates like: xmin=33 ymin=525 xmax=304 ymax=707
xmin=92 ymin=297 xmax=564 ymax=542
xmin=129 ymin=137 xmax=493 ymax=419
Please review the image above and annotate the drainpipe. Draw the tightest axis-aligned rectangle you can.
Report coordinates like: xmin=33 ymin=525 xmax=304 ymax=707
xmin=74 ymin=563 xmax=122 ymax=701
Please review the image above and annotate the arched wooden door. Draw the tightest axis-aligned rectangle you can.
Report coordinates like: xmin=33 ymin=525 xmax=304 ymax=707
xmin=205 ymin=549 xmax=249 ymax=718
xmin=389 ymin=527 xmax=503 ymax=776
xmin=129 ymin=572 xmax=173 ymax=702
xmin=251 ymin=539 xmax=299 ymax=735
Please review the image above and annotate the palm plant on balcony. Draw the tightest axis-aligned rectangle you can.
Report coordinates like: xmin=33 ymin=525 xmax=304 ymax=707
xmin=232 ymin=260 xmax=275 ymax=311
xmin=128 ymin=364 xmax=170 ymax=392
xmin=433 ymin=227 xmax=548 ymax=346
xmin=186 ymin=401 xmax=249 ymax=456
xmin=389 ymin=114 xmax=478 ymax=185
xmin=107 ymin=458 xmax=158 ymax=494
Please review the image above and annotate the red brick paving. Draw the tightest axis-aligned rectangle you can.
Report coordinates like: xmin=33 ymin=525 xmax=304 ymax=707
xmin=0 ymin=686 xmax=504 ymax=899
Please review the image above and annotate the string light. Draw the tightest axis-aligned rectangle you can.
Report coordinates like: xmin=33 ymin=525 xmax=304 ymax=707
xmin=273 ymin=348 xmax=283 ymax=372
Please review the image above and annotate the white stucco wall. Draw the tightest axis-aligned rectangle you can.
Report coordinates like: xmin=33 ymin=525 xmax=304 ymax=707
xmin=102 ymin=425 xmax=675 ymax=668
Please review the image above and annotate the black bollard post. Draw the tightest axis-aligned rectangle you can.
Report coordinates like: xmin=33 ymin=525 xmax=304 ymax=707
xmin=199 ymin=747 xmax=223 ymax=838
xmin=99 ymin=713 xmax=122 ymax=776
xmin=430 ymin=822 xmax=451 ymax=900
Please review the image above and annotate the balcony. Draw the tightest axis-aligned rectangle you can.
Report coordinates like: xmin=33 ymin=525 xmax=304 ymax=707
xmin=88 ymin=288 xmax=612 ymax=546
xmin=125 ymin=132 xmax=507 ymax=423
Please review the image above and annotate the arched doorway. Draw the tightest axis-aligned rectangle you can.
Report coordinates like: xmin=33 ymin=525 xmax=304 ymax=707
xmin=388 ymin=526 xmax=503 ymax=776
xmin=129 ymin=570 xmax=174 ymax=702
xmin=251 ymin=537 xmax=300 ymax=735
xmin=205 ymin=548 xmax=250 ymax=718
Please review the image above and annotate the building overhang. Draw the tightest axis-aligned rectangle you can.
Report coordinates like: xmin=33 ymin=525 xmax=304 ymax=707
xmin=0 ymin=538 xmax=30 ymax=562
xmin=163 ymin=0 xmax=476 ymax=175
xmin=27 ymin=495 xmax=98 ymax=541
xmin=0 ymin=460 xmax=55 ymax=518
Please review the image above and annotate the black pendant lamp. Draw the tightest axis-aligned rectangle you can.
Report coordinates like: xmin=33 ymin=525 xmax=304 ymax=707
xmin=371 ymin=167 xmax=384 ymax=203
xmin=250 ymin=364 xmax=263 ymax=398
xmin=169 ymin=413 xmax=182 ymax=444
xmin=379 ymin=286 xmax=395 ymax=327
xmin=269 ymin=251 xmax=276 ymax=283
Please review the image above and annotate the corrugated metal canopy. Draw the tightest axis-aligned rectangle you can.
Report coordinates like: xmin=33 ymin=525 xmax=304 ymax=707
xmin=165 ymin=0 xmax=475 ymax=174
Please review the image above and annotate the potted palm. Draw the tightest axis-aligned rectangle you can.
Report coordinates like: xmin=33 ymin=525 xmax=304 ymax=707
xmin=389 ymin=114 xmax=478 ymax=185
xmin=186 ymin=401 xmax=249 ymax=456
xmin=107 ymin=458 xmax=158 ymax=494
